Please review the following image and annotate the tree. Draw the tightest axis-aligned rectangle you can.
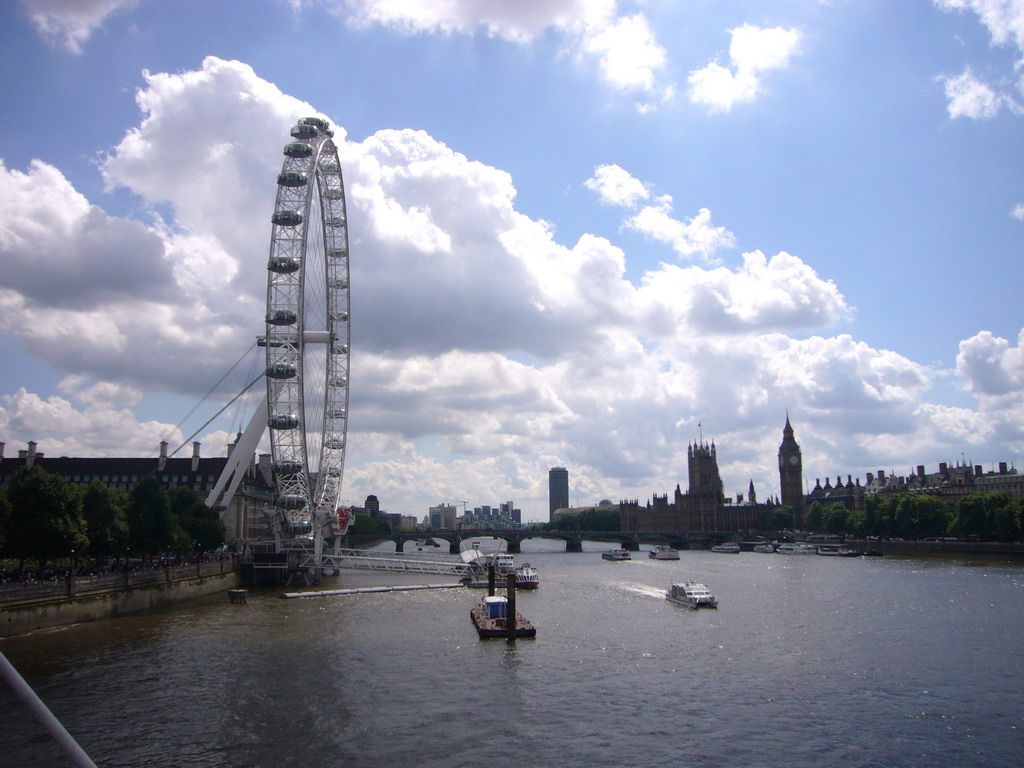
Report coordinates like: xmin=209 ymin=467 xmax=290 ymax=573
xmin=125 ymin=476 xmax=177 ymax=557
xmin=803 ymin=501 xmax=825 ymax=532
xmin=950 ymin=492 xmax=1008 ymax=541
xmin=541 ymin=508 xmax=619 ymax=531
xmin=170 ymin=486 xmax=225 ymax=552
xmin=349 ymin=514 xmax=386 ymax=535
xmin=81 ymin=480 xmax=129 ymax=559
xmin=758 ymin=505 xmax=795 ymax=532
xmin=4 ymin=465 xmax=88 ymax=568
xmin=0 ymin=489 xmax=10 ymax=552
xmin=821 ymin=502 xmax=849 ymax=535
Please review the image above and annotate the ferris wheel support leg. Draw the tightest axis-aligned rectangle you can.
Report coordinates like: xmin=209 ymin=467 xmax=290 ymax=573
xmin=206 ymin=393 xmax=269 ymax=514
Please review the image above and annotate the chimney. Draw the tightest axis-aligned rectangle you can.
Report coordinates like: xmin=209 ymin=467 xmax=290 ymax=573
xmin=917 ymin=465 xmax=925 ymax=477
xmin=192 ymin=441 xmax=201 ymax=472
xmin=999 ymin=461 xmax=1008 ymax=474
xmin=26 ymin=441 xmax=37 ymax=467
xmin=975 ymin=465 xmax=982 ymax=477
xmin=877 ymin=470 xmax=885 ymax=482
xmin=258 ymin=453 xmax=273 ymax=485
xmin=0 ymin=441 xmax=4 ymax=459
xmin=939 ymin=462 xmax=947 ymax=473
xmin=158 ymin=440 xmax=168 ymax=472
xmin=226 ymin=431 xmax=241 ymax=458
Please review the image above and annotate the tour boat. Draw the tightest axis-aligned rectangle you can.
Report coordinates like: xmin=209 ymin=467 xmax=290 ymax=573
xmin=776 ymin=542 xmax=816 ymax=555
xmin=470 ymin=594 xmax=536 ymax=638
xmin=753 ymin=542 xmax=776 ymax=553
xmin=816 ymin=544 xmax=859 ymax=557
xmin=666 ymin=582 xmax=718 ymax=610
xmin=648 ymin=545 xmax=680 ymax=560
xmin=460 ymin=553 xmax=540 ymax=589
xmin=514 ymin=562 xmax=540 ymax=589
xmin=601 ymin=548 xmax=631 ymax=561
xmin=710 ymin=542 xmax=740 ymax=554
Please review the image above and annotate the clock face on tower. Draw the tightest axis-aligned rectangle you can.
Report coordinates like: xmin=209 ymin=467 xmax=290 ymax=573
xmin=789 ymin=455 xmax=799 ymax=466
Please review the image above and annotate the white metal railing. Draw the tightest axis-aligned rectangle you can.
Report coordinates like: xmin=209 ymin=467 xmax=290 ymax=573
xmin=300 ymin=549 xmax=473 ymax=576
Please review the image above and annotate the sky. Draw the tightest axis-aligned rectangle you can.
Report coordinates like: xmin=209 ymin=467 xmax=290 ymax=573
xmin=1 ymin=0 xmax=1023 ymax=523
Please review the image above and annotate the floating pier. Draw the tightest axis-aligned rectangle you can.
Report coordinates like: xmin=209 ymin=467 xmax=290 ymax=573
xmin=279 ymin=583 xmax=465 ymax=599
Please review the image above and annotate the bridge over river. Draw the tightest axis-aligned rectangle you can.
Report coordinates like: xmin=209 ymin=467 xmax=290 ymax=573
xmin=345 ymin=529 xmax=730 ymax=554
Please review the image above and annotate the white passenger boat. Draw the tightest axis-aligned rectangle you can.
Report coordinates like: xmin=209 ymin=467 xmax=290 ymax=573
xmin=710 ymin=542 xmax=740 ymax=554
xmin=753 ymin=542 xmax=775 ymax=553
xmin=816 ymin=544 xmax=859 ymax=557
xmin=460 ymin=546 xmax=540 ymax=588
xmin=601 ymin=548 xmax=631 ymax=561
xmin=666 ymin=582 xmax=718 ymax=609
xmin=648 ymin=545 xmax=680 ymax=560
xmin=776 ymin=542 xmax=816 ymax=555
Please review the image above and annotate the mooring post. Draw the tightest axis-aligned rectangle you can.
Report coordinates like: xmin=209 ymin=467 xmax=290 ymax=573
xmin=506 ymin=573 xmax=517 ymax=642
xmin=487 ymin=564 xmax=495 ymax=596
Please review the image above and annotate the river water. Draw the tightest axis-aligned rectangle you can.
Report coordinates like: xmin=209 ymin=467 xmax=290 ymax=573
xmin=1 ymin=541 xmax=1022 ymax=768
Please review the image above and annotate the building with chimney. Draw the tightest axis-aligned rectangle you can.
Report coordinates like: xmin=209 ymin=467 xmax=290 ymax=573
xmin=0 ymin=439 xmax=275 ymax=546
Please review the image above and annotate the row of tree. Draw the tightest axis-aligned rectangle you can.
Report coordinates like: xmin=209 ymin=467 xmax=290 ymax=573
xmin=0 ymin=465 xmax=226 ymax=569
xmin=535 ymin=491 xmax=1024 ymax=542
xmin=800 ymin=491 xmax=1024 ymax=542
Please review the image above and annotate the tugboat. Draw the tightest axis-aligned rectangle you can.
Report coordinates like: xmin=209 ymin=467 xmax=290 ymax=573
xmin=470 ymin=594 xmax=536 ymax=639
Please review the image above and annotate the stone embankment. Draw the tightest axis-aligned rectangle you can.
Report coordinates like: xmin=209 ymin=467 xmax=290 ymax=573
xmin=0 ymin=559 xmax=240 ymax=637
xmin=847 ymin=539 xmax=1024 ymax=558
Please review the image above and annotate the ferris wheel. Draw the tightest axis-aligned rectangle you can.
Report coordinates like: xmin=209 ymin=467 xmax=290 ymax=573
xmin=263 ymin=116 xmax=352 ymax=554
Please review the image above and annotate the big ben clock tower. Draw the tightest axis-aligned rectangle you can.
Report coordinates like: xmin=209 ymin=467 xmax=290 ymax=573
xmin=778 ymin=414 xmax=805 ymax=523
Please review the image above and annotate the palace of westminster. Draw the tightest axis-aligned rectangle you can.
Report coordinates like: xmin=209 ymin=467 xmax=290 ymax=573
xmin=618 ymin=416 xmax=1023 ymax=533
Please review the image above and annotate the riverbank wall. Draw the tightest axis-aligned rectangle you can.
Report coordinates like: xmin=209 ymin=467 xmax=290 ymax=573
xmin=845 ymin=539 xmax=1024 ymax=559
xmin=0 ymin=560 xmax=240 ymax=638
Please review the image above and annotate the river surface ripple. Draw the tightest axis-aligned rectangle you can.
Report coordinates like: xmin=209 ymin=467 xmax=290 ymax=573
xmin=2 ymin=543 xmax=1023 ymax=767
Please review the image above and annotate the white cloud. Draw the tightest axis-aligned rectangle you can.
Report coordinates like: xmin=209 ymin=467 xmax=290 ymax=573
xmin=1011 ymin=202 xmax=1024 ymax=220
xmin=584 ymin=164 xmax=649 ymax=208
xmin=627 ymin=197 xmax=736 ymax=261
xmin=17 ymin=0 xmax=137 ymax=53
xmin=582 ymin=12 xmax=666 ymax=94
xmin=639 ymin=251 xmax=850 ymax=335
xmin=0 ymin=387 xmax=176 ymax=458
xmin=336 ymin=0 xmax=669 ymax=98
xmin=957 ymin=329 xmax=1024 ymax=397
xmin=3 ymin=56 xmax=1017 ymax=519
xmin=0 ymin=158 xmax=174 ymax=309
xmin=935 ymin=0 xmax=1024 ymax=54
xmin=688 ymin=23 xmax=801 ymax=112
xmin=939 ymin=67 xmax=1003 ymax=119
xmin=935 ymin=1 xmax=1024 ymax=118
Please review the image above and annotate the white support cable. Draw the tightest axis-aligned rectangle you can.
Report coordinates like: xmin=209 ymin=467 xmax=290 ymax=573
xmin=0 ymin=651 xmax=98 ymax=768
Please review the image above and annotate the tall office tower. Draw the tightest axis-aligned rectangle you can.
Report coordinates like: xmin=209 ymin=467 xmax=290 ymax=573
xmin=549 ymin=466 xmax=569 ymax=521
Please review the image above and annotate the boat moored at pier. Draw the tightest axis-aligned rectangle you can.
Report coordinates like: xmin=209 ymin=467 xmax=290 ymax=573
xmin=776 ymin=542 xmax=816 ymax=555
xmin=710 ymin=542 xmax=740 ymax=554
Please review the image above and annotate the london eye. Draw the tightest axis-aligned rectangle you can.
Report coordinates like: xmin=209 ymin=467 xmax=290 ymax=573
xmin=207 ymin=116 xmax=351 ymax=573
